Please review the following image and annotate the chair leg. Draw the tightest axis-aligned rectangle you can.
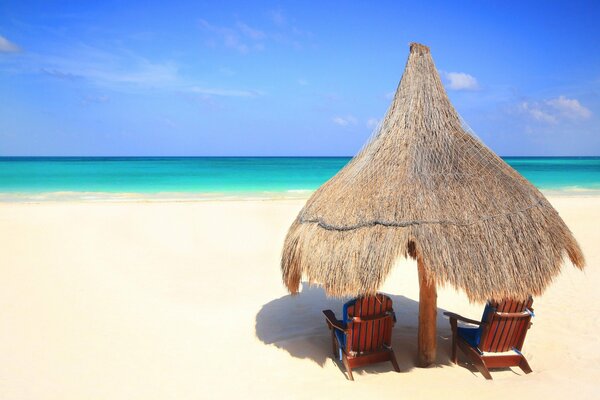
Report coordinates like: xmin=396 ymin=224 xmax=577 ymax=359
xmin=519 ymin=356 xmax=533 ymax=374
xmin=331 ymin=330 xmax=337 ymax=358
xmin=451 ymin=334 xmax=458 ymax=364
xmin=342 ymin=353 xmax=354 ymax=381
xmin=389 ymin=350 xmax=401 ymax=372
xmin=459 ymin=339 xmax=492 ymax=379
xmin=473 ymin=359 xmax=493 ymax=380
xmin=449 ymin=319 xmax=458 ymax=364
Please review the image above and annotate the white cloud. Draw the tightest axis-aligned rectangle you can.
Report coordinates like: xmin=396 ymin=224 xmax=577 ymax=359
xmin=332 ymin=115 xmax=358 ymax=126
xmin=0 ymin=35 xmax=20 ymax=53
xmin=519 ymin=96 xmax=591 ymax=124
xmin=546 ymin=95 xmax=591 ymax=119
xmin=443 ymin=72 xmax=479 ymax=91
xmin=519 ymin=102 xmax=557 ymax=124
xmin=190 ymin=86 xmax=261 ymax=97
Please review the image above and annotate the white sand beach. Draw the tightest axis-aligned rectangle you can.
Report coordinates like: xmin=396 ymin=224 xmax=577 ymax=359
xmin=0 ymin=195 xmax=598 ymax=399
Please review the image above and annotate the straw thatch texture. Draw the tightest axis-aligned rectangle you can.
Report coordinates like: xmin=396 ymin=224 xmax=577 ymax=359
xmin=281 ymin=43 xmax=584 ymax=302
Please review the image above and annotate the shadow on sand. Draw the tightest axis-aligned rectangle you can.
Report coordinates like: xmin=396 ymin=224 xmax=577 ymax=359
xmin=255 ymin=283 xmax=466 ymax=376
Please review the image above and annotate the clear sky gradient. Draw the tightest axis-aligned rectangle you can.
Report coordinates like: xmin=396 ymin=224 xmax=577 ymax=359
xmin=1 ymin=1 xmax=599 ymax=156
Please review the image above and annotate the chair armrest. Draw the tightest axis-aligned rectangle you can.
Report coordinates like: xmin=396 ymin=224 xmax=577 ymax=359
xmin=443 ymin=311 xmax=481 ymax=326
xmin=323 ymin=309 xmax=345 ymax=331
xmin=351 ymin=311 xmax=394 ymax=323
xmin=494 ymin=311 xmax=533 ymax=318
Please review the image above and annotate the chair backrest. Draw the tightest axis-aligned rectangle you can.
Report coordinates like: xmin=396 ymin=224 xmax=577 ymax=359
xmin=344 ymin=294 xmax=394 ymax=354
xmin=479 ymin=297 xmax=534 ymax=353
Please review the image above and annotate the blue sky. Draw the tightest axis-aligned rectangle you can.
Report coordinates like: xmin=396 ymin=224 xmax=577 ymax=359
xmin=1 ymin=1 xmax=599 ymax=156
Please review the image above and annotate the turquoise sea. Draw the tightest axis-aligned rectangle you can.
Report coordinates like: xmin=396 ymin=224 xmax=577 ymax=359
xmin=0 ymin=157 xmax=599 ymax=201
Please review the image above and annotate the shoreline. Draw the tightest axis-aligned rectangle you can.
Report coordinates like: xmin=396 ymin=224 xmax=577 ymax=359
xmin=0 ymin=190 xmax=316 ymax=203
xmin=1 ymin=187 xmax=600 ymax=203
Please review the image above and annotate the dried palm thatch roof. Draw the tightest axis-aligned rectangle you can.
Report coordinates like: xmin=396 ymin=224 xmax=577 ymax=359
xmin=282 ymin=43 xmax=584 ymax=302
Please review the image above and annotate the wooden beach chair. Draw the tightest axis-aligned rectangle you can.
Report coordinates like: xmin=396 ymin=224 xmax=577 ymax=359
xmin=443 ymin=297 xmax=534 ymax=379
xmin=323 ymin=294 xmax=400 ymax=380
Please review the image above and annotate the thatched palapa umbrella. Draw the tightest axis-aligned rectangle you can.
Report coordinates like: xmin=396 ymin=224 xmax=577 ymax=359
xmin=281 ymin=43 xmax=585 ymax=366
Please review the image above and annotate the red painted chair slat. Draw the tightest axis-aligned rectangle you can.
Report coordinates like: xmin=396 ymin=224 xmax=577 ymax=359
xmin=500 ymin=300 xmax=525 ymax=351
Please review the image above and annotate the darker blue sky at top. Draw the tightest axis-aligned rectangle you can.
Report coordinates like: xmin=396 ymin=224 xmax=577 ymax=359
xmin=0 ymin=1 xmax=599 ymax=156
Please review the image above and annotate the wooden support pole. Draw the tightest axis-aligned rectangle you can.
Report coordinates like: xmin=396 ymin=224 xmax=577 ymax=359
xmin=417 ymin=257 xmax=437 ymax=367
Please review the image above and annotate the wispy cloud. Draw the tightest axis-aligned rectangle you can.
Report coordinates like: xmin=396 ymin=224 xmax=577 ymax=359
xmin=189 ymin=86 xmax=262 ymax=98
xmin=236 ymin=22 xmax=266 ymax=40
xmin=91 ymin=60 xmax=179 ymax=85
xmin=519 ymin=95 xmax=591 ymax=124
xmin=199 ymin=18 xmax=266 ymax=54
xmin=546 ymin=95 xmax=591 ymax=119
xmin=81 ymin=95 xmax=110 ymax=105
xmin=15 ymin=45 xmax=180 ymax=89
xmin=41 ymin=68 xmax=82 ymax=80
xmin=443 ymin=71 xmax=479 ymax=91
xmin=0 ymin=35 xmax=20 ymax=53
xmin=332 ymin=115 xmax=358 ymax=126
xmin=519 ymin=102 xmax=557 ymax=124
xmin=68 ymin=59 xmax=177 ymax=86
xmin=268 ymin=9 xmax=286 ymax=26
xmin=199 ymin=12 xmax=313 ymax=54
xmin=1 ymin=40 xmax=266 ymax=102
